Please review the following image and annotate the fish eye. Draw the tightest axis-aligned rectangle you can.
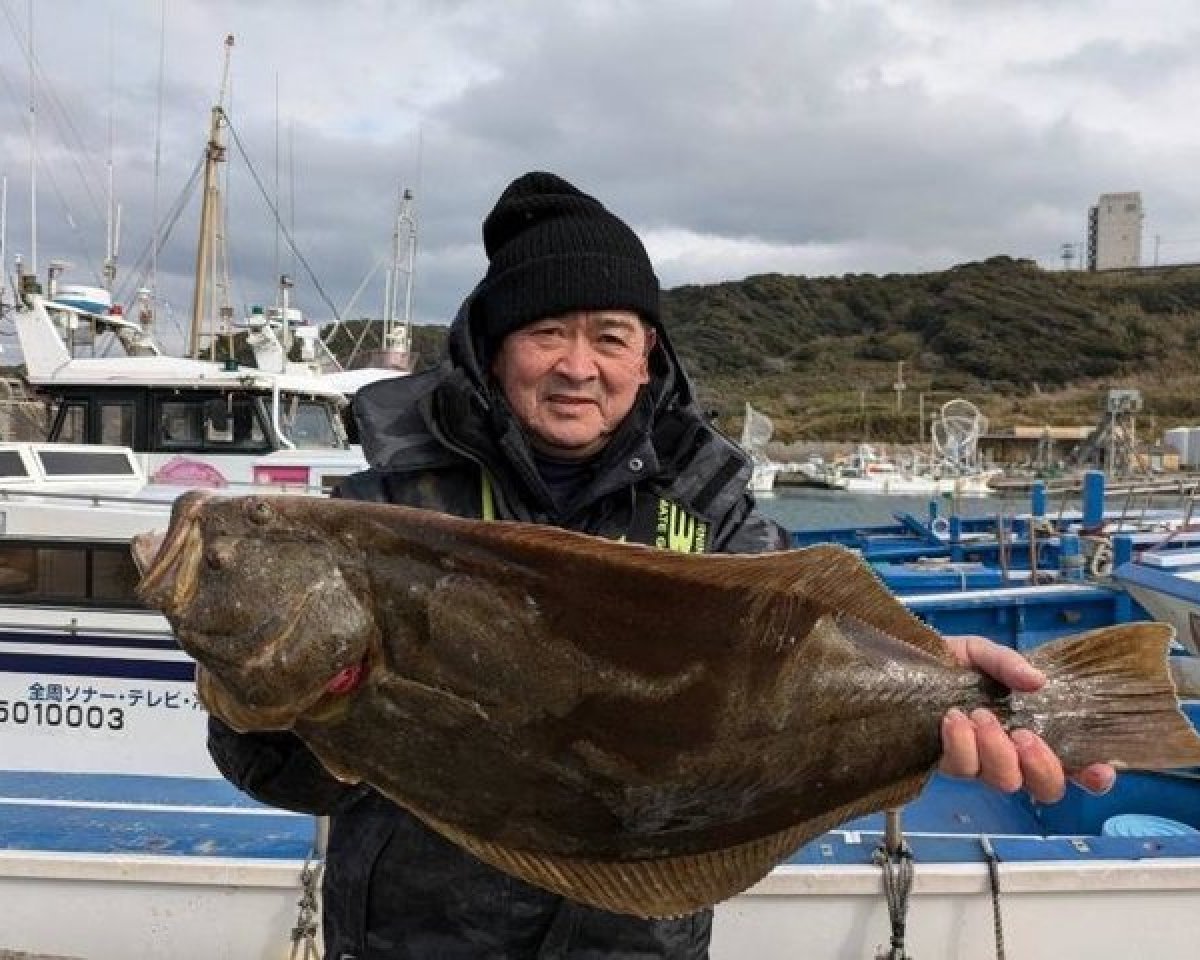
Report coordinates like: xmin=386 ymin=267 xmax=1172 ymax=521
xmin=246 ymin=499 xmax=274 ymax=525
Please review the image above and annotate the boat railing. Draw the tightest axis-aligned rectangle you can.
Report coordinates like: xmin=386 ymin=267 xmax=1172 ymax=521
xmin=0 ymin=485 xmax=177 ymax=510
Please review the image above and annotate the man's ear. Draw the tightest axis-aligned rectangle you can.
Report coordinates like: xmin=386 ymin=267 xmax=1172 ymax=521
xmin=643 ymin=324 xmax=658 ymax=358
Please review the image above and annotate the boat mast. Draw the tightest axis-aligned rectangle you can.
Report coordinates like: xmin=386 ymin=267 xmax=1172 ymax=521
xmin=27 ymin=0 xmax=36 ymax=279
xmin=379 ymin=186 xmax=414 ymax=368
xmin=1 ymin=175 xmax=7 ymax=311
xmin=103 ymin=13 xmax=119 ymax=294
xmin=189 ymin=34 xmax=235 ymax=359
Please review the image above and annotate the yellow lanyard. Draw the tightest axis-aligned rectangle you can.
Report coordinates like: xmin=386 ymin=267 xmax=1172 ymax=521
xmin=481 ymin=470 xmax=496 ymax=522
xmin=479 ymin=469 xmax=707 ymax=553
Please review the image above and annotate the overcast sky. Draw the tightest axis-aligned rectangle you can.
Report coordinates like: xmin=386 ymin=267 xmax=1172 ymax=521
xmin=1 ymin=0 xmax=1198 ymax=348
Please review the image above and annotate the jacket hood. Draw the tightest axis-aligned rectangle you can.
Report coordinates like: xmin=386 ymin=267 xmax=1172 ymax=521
xmin=353 ymin=288 xmax=753 ymax=525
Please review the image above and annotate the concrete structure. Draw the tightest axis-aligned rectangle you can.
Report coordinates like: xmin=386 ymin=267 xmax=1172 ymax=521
xmin=1087 ymin=192 xmax=1143 ymax=270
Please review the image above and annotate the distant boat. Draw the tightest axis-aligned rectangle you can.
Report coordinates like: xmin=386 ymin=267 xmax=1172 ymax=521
xmin=807 ymin=399 xmax=1002 ymax=497
xmin=739 ymin=403 xmax=781 ymax=494
xmin=821 ymin=444 xmax=1000 ymax=498
xmin=1115 ymin=539 xmax=1200 ymax=656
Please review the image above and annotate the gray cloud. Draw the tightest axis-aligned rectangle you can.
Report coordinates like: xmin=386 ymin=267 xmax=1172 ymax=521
xmin=1 ymin=0 xmax=1197 ymax=343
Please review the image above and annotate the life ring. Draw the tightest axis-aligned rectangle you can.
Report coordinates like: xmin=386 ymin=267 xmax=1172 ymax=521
xmin=931 ymin=517 xmax=950 ymax=538
xmin=1089 ymin=542 xmax=1114 ymax=579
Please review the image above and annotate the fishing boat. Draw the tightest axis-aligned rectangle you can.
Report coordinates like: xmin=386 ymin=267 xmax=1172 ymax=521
xmin=0 ymin=443 xmax=315 ymax=958
xmin=0 ymin=443 xmax=1194 ymax=958
xmin=740 ymin=403 xmax=782 ymax=495
xmin=813 ymin=443 xmax=1001 ymax=497
xmin=9 ymin=279 xmax=367 ymax=492
xmin=1114 ymin=534 xmax=1200 ymax=657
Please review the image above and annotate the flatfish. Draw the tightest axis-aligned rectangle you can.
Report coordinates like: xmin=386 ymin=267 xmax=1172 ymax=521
xmin=133 ymin=492 xmax=1200 ymax=917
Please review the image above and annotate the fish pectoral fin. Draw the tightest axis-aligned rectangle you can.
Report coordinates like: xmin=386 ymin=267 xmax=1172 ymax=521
xmin=413 ymin=772 xmax=932 ymax=919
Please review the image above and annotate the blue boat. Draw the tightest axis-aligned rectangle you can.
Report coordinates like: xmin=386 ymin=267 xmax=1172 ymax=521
xmin=0 ymin=452 xmax=1195 ymax=959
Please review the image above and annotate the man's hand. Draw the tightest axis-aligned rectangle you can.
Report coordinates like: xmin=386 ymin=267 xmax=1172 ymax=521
xmin=939 ymin=635 xmax=1116 ymax=803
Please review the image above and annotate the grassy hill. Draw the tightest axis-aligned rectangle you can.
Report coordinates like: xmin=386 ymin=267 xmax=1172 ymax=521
xmin=342 ymin=257 xmax=1200 ymax=444
xmin=660 ymin=257 xmax=1200 ymax=444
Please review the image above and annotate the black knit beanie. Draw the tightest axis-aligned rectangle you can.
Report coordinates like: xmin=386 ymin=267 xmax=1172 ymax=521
xmin=475 ymin=172 xmax=661 ymax=357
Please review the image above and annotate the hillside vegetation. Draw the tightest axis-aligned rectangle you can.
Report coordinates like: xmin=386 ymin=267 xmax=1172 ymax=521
xmin=350 ymin=258 xmax=1200 ymax=444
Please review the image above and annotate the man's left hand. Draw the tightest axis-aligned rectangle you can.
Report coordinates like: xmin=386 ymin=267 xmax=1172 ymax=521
xmin=939 ymin=635 xmax=1116 ymax=804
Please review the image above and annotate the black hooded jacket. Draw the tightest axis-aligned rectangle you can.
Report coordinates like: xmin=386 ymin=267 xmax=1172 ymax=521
xmin=207 ymin=300 xmax=788 ymax=959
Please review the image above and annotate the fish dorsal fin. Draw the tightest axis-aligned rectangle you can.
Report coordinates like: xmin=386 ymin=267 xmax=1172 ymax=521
xmin=760 ymin=543 xmax=953 ymax=663
xmin=434 ymin=513 xmax=953 ymax=665
xmin=413 ymin=770 xmax=930 ymax=918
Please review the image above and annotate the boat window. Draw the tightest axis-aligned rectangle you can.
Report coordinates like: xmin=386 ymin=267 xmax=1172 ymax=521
xmin=158 ymin=396 xmax=269 ymax=452
xmin=281 ymin=397 xmax=346 ymax=450
xmin=0 ymin=450 xmax=29 ymax=480
xmin=0 ymin=543 xmax=143 ymax=608
xmin=159 ymin=401 xmax=202 ymax=447
xmin=91 ymin=547 xmax=143 ymax=604
xmin=39 ymin=449 xmax=140 ymax=478
xmin=100 ymin=402 xmax=136 ymax=447
xmin=53 ymin=402 xmax=87 ymax=444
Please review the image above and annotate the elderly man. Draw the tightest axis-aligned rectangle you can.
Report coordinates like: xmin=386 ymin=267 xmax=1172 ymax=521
xmin=208 ymin=172 xmax=1112 ymax=960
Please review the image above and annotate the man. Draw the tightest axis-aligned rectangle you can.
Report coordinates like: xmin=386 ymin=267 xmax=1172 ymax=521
xmin=208 ymin=172 xmax=1113 ymax=959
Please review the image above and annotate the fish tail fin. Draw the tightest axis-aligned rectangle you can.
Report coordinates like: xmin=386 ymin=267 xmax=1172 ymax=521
xmin=1017 ymin=623 xmax=1200 ymax=771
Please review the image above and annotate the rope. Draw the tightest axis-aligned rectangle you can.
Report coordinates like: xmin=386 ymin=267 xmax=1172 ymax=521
xmin=872 ymin=840 xmax=915 ymax=959
xmin=288 ymin=818 xmax=328 ymax=960
xmin=222 ymin=110 xmax=345 ymax=327
xmin=980 ymin=836 xmax=1007 ymax=960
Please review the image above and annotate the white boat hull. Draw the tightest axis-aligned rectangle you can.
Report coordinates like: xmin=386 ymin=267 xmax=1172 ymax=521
xmin=835 ymin=472 xmax=999 ymax=498
xmin=748 ymin=462 xmax=779 ymax=494
xmin=714 ymin=859 xmax=1200 ymax=959
xmin=3 ymin=852 xmax=1199 ymax=959
xmin=0 ymin=852 xmax=310 ymax=960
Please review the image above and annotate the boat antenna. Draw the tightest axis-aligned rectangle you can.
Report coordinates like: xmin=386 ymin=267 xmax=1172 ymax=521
xmin=189 ymin=34 xmax=235 ymax=359
xmin=1 ymin=174 xmax=7 ymax=311
xmin=150 ymin=0 xmax=167 ymax=327
xmin=103 ymin=7 xmax=119 ymax=293
xmin=273 ymin=72 xmax=280 ymax=307
xmin=27 ymin=0 xmax=36 ymax=278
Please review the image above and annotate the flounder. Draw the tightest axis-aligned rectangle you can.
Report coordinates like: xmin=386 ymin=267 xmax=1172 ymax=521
xmin=133 ymin=492 xmax=1200 ymax=918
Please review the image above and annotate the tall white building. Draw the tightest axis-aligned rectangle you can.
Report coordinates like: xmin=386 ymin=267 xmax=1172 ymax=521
xmin=1087 ymin=192 xmax=1143 ymax=270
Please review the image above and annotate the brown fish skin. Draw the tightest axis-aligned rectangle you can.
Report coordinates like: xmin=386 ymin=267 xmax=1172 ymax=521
xmin=136 ymin=493 xmax=1200 ymax=918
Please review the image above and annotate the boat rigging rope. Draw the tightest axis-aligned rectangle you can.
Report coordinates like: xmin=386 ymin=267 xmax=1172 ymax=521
xmin=221 ymin=109 xmax=346 ymax=328
xmin=289 ymin=817 xmax=329 ymax=960
xmin=980 ymin=835 xmax=1007 ymax=960
xmin=872 ymin=822 xmax=915 ymax=959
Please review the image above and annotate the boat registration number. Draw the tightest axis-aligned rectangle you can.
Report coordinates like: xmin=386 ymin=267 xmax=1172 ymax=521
xmin=0 ymin=699 xmax=124 ymax=730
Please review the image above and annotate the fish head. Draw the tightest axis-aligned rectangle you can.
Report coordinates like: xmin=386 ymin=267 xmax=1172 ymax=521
xmin=134 ymin=491 xmax=378 ymax=731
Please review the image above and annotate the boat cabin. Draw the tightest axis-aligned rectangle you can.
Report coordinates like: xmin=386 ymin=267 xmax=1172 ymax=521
xmin=44 ymin=384 xmax=344 ymax=457
xmin=13 ymin=294 xmax=367 ymax=491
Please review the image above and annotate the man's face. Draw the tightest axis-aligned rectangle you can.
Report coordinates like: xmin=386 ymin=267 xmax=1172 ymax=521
xmin=490 ymin=310 xmax=655 ymax=460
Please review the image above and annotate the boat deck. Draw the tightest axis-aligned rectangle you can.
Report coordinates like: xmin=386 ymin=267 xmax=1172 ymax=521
xmin=0 ymin=772 xmax=314 ymax=860
xmin=2 ymin=764 xmax=1198 ymax=868
xmin=792 ymin=771 xmax=1200 ymax=865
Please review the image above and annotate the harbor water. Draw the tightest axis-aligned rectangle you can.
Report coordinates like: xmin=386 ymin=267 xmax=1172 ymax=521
xmin=755 ymin=485 xmax=1200 ymax=534
xmin=755 ymin=488 xmax=1030 ymax=532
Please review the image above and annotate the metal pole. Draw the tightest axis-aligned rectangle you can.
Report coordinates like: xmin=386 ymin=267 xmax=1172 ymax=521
xmin=189 ymin=36 xmax=234 ymax=358
xmin=1 ymin=175 xmax=7 ymax=307
xmin=28 ymin=0 xmax=37 ymax=277
xmin=884 ymin=809 xmax=904 ymax=855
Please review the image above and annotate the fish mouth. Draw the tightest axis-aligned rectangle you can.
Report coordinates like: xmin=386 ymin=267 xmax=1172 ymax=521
xmin=134 ymin=491 xmax=212 ymax=615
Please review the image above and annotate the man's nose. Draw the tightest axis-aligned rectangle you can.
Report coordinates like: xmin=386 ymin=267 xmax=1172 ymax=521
xmin=554 ymin=335 xmax=599 ymax=378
